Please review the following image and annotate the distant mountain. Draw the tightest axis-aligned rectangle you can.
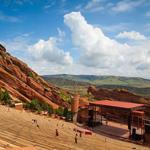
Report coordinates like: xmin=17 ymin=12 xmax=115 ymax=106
xmin=43 ymin=76 xmax=90 ymax=87
xmin=43 ymin=74 xmax=150 ymax=98
xmin=43 ymin=74 xmax=150 ymax=88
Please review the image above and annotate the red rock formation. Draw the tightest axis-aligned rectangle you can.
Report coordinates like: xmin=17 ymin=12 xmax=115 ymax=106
xmin=0 ymin=44 xmax=70 ymax=109
xmin=87 ymin=86 xmax=149 ymax=103
xmin=87 ymin=86 xmax=150 ymax=117
xmin=0 ymin=44 xmax=6 ymax=52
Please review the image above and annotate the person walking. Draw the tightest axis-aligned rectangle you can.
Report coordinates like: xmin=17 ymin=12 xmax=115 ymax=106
xmin=56 ymin=129 xmax=59 ymax=137
xmin=75 ymin=133 xmax=78 ymax=144
xmin=79 ymin=131 xmax=82 ymax=137
xmin=37 ymin=124 xmax=40 ymax=128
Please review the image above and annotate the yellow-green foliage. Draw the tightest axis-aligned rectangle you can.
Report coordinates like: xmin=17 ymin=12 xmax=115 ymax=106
xmin=28 ymin=72 xmax=37 ymax=80
xmin=59 ymin=91 xmax=71 ymax=104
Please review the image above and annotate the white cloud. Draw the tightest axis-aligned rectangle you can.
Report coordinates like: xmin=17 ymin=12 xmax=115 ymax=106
xmin=0 ymin=12 xmax=20 ymax=23
xmin=28 ymin=37 xmax=73 ymax=65
xmin=101 ymin=23 xmax=130 ymax=33
xmin=57 ymin=28 xmax=66 ymax=39
xmin=116 ymin=31 xmax=146 ymax=40
xmin=145 ymin=23 xmax=150 ymax=32
xmin=2 ymin=11 xmax=150 ymax=79
xmin=44 ymin=1 xmax=56 ymax=10
xmin=146 ymin=11 xmax=150 ymax=17
xmin=1 ymin=0 xmax=33 ymax=6
xmin=111 ymin=0 xmax=146 ymax=12
xmin=84 ymin=0 xmax=104 ymax=12
xmin=0 ymin=34 xmax=30 ymax=55
xmin=1 ymin=32 xmax=73 ymax=74
xmin=64 ymin=12 xmax=128 ymax=68
xmin=64 ymin=11 xmax=150 ymax=78
xmin=75 ymin=0 xmax=104 ymax=13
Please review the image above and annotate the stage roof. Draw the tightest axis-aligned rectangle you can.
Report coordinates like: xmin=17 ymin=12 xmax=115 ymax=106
xmin=90 ymin=100 xmax=144 ymax=110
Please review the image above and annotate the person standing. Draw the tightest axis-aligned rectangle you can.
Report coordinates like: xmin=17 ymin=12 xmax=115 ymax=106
xmin=56 ymin=129 xmax=59 ymax=137
xmin=79 ymin=131 xmax=82 ymax=137
xmin=75 ymin=133 xmax=78 ymax=144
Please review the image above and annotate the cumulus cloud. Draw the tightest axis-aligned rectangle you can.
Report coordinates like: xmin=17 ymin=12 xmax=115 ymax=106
xmin=111 ymin=0 xmax=146 ymax=12
xmin=64 ymin=12 xmax=129 ymax=68
xmin=28 ymin=37 xmax=73 ymax=65
xmin=116 ymin=31 xmax=146 ymax=40
xmin=64 ymin=11 xmax=150 ymax=78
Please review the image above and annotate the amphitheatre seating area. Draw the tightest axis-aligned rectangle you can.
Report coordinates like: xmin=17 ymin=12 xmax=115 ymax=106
xmin=0 ymin=105 xmax=149 ymax=150
xmin=6 ymin=147 xmax=37 ymax=150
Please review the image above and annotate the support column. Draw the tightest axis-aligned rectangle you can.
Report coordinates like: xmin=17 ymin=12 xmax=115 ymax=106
xmin=71 ymin=94 xmax=80 ymax=123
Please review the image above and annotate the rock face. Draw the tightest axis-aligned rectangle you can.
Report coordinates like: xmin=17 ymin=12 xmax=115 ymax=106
xmin=0 ymin=44 xmax=6 ymax=52
xmin=88 ymin=86 xmax=150 ymax=118
xmin=0 ymin=44 xmax=70 ymax=109
xmin=87 ymin=86 xmax=149 ymax=103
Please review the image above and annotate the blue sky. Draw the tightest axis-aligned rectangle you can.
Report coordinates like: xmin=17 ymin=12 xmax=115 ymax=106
xmin=0 ymin=0 xmax=150 ymax=79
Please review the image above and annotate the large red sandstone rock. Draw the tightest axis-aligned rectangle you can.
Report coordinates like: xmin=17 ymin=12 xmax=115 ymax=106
xmin=87 ymin=86 xmax=149 ymax=103
xmin=87 ymin=86 xmax=150 ymax=117
xmin=0 ymin=45 xmax=70 ymax=109
xmin=0 ymin=44 xmax=6 ymax=52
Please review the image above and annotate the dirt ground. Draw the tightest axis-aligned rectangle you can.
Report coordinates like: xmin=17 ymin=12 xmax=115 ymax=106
xmin=0 ymin=105 xmax=149 ymax=150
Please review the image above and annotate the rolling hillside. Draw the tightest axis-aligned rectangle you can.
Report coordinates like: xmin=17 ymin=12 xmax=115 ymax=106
xmin=43 ymin=74 xmax=150 ymax=98
xmin=44 ymin=74 xmax=150 ymax=87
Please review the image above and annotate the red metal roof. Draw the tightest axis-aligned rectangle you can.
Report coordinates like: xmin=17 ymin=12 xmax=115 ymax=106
xmin=132 ymin=110 xmax=145 ymax=116
xmin=90 ymin=100 xmax=144 ymax=109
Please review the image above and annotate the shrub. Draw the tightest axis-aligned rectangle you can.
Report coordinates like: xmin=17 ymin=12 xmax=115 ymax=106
xmin=63 ymin=107 xmax=72 ymax=121
xmin=24 ymin=102 xmax=31 ymax=109
xmin=55 ymin=106 xmax=64 ymax=116
xmin=28 ymin=72 xmax=34 ymax=78
xmin=47 ymin=105 xmax=54 ymax=114
xmin=63 ymin=107 xmax=68 ymax=117
xmin=0 ymin=89 xmax=11 ymax=105
xmin=41 ymin=102 xmax=49 ymax=110
xmin=28 ymin=99 xmax=41 ymax=112
xmin=66 ymin=111 xmax=73 ymax=121
xmin=41 ymin=102 xmax=53 ymax=114
xmin=25 ymin=99 xmax=54 ymax=114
